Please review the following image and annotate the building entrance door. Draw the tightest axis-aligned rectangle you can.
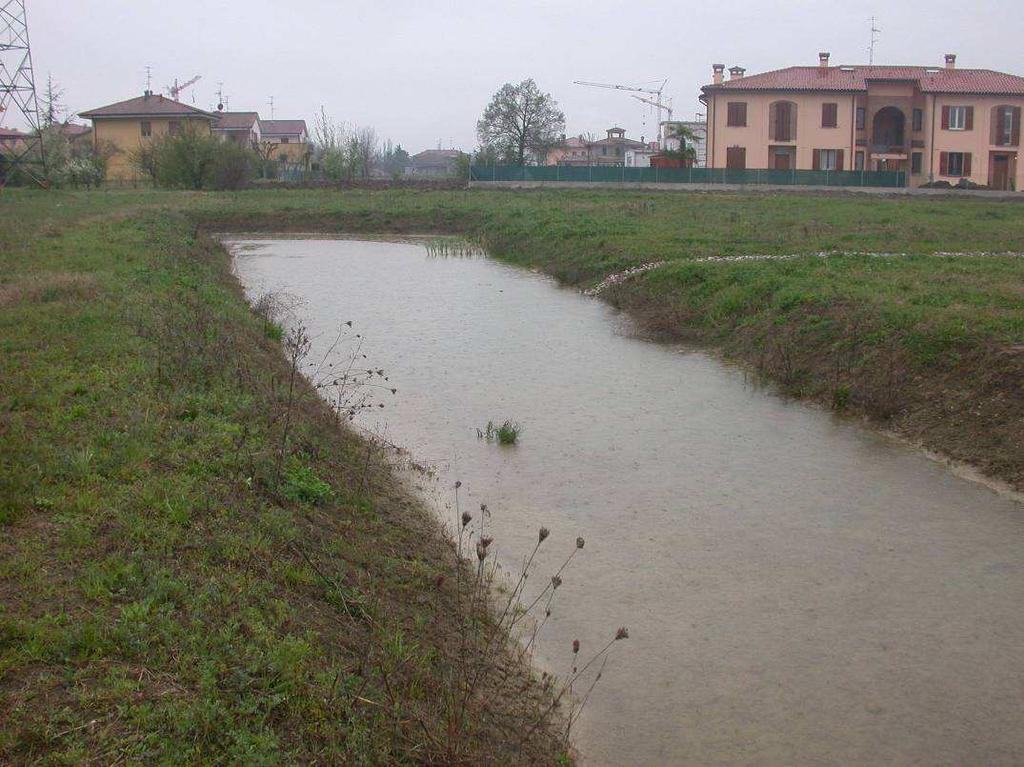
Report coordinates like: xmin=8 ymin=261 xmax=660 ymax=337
xmin=989 ymin=153 xmax=1012 ymax=191
xmin=771 ymin=147 xmax=793 ymax=170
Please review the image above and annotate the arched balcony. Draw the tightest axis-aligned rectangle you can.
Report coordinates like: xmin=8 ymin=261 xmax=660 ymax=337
xmin=871 ymin=107 xmax=906 ymax=153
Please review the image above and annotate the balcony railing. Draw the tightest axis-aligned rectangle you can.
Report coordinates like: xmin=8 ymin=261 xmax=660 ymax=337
xmin=870 ymin=144 xmax=908 ymax=155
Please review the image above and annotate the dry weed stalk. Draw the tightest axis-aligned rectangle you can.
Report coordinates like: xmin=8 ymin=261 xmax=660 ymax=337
xmin=441 ymin=481 xmax=628 ymax=760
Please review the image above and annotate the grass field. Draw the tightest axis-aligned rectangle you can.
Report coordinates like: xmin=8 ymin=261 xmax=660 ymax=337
xmin=2 ymin=186 xmax=1023 ymax=764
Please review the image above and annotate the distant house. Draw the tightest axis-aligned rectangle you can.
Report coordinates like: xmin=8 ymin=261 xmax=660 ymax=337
xmin=79 ymin=91 xmax=219 ymax=180
xmin=624 ymin=142 xmax=661 ymax=167
xmin=661 ymin=120 xmax=707 ymax=167
xmin=406 ymin=149 xmax=466 ymax=177
xmin=0 ymin=127 xmax=28 ymax=153
xmin=547 ymin=128 xmax=646 ymax=166
xmin=58 ymin=122 xmax=93 ymax=149
xmin=259 ymin=119 xmax=310 ymax=168
xmin=212 ymin=111 xmax=262 ymax=148
xmin=546 ymin=136 xmax=590 ymax=165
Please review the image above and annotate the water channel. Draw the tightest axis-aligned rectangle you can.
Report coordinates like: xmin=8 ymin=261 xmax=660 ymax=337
xmin=229 ymin=236 xmax=1024 ymax=766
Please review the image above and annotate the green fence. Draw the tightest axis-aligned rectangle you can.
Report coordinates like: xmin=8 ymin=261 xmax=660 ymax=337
xmin=470 ymin=165 xmax=907 ymax=188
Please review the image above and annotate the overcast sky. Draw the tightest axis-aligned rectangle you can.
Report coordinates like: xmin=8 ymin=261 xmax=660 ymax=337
xmin=17 ymin=0 xmax=1024 ymax=151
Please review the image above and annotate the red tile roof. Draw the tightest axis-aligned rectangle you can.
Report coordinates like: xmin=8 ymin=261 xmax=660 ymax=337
xmin=214 ymin=111 xmax=260 ymax=130
xmin=260 ymin=119 xmax=307 ymax=136
xmin=80 ymin=93 xmax=218 ymax=119
xmin=703 ymin=66 xmax=1024 ymax=95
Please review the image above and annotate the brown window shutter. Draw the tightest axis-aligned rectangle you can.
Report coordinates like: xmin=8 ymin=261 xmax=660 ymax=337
xmin=941 ymin=106 xmax=950 ymax=130
xmin=991 ymin=106 xmax=1001 ymax=145
xmin=965 ymin=106 xmax=974 ymax=130
xmin=812 ymin=149 xmax=821 ymax=170
xmin=939 ymin=152 xmax=948 ymax=175
xmin=1013 ymin=108 xmax=1021 ymax=146
xmin=835 ymin=149 xmax=844 ymax=171
xmin=963 ymin=153 xmax=972 ymax=176
xmin=738 ymin=103 xmax=747 ymax=127
xmin=769 ymin=102 xmax=777 ymax=140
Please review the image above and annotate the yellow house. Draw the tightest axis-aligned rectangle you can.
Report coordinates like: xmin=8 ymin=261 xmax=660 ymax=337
xmin=258 ymin=120 xmax=310 ymax=168
xmin=80 ymin=91 xmax=219 ymax=181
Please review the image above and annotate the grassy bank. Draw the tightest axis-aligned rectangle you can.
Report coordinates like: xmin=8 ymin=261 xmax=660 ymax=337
xmin=0 ymin=198 xmax=565 ymax=764
xmin=2 ymin=185 xmax=1023 ymax=761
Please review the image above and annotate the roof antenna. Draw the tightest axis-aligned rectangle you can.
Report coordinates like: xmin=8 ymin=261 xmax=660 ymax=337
xmin=145 ymin=65 xmax=152 ymax=92
xmin=268 ymin=95 xmax=274 ymax=119
xmin=868 ymin=16 xmax=881 ymax=64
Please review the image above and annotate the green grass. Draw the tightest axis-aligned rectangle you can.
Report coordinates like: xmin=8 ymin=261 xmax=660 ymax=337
xmin=2 ymin=185 xmax=1023 ymax=762
xmin=0 ymin=192 xmax=565 ymax=765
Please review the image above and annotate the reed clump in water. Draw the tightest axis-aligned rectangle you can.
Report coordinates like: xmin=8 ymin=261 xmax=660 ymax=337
xmin=478 ymin=419 xmax=522 ymax=445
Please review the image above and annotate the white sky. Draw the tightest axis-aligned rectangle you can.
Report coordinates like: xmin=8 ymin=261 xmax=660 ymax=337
xmin=14 ymin=0 xmax=1024 ymax=152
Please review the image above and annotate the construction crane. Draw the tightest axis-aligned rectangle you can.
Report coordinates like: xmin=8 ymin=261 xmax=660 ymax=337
xmin=574 ymin=79 xmax=674 ymax=147
xmin=166 ymin=75 xmax=201 ymax=101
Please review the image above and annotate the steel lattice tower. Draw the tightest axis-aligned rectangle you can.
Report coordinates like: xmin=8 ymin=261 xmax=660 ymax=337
xmin=0 ymin=0 xmax=46 ymax=187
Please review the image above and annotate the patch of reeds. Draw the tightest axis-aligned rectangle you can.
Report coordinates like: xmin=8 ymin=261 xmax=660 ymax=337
xmin=478 ymin=419 xmax=521 ymax=445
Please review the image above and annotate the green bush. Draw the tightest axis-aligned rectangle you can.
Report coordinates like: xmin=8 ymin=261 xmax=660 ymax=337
xmin=131 ymin=126 xmax=257 ymax=190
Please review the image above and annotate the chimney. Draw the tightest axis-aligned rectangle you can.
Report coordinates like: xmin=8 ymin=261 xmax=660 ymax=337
xmin=729 ymin=66 xmax=745 ymax=80
xmin=144 ymin=89 xmax=153 ymax=99
xmin=712 ymin=63 xmax=725 ymax=85
xmin=945 ymin=53 xmax=957 ymax=70
xmin=819 ymin=51 xmax=830 ymax=69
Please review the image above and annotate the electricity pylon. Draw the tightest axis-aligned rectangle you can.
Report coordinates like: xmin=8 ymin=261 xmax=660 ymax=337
xmin=0 ymin=0 xmax=47 ymax=188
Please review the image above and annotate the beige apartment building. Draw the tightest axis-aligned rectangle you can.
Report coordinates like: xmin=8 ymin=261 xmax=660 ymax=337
xmin=701 ymin=53 xmax=1023 ymax=189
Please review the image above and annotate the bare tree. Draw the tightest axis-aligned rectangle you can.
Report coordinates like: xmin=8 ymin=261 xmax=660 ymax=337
xmin=313 ymin=106 xmax=341 ymax=152
xmin=476 ymin=79 xmax=565 ymax=165
xmin=352 ymin=126 xmax=378 ymax=179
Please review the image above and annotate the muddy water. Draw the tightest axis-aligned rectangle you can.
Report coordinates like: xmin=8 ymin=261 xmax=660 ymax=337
xmin=230 ymin=237 xmax=1024 ymax=766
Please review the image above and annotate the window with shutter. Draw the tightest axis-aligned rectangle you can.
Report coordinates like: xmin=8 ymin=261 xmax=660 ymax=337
xmin=912 ymin=109 xmax=923 ymax=131
xmin=943 ymin=106 xmax=975 ymax=131
xmin=855 ymin=107 xmax=865 ymax=130
xmin=994 ymin=106 xmax=1021 ymax=146
xmin=943 ymin=152 xmax=965 ymax=176
xmin=726 ymin=146 xmax=746 ymax=169
xmin=778 ymin=103 xmax=791 ymax=141
xmin=727 ymin=102 xmax=747 ymax=127
xmin=911 ymin=152 xmax=922 ymax=174
xmin=822 ymin=103 xmax=838 ymax=128
xmin=814 ymin=149 xmax=838 ymax=170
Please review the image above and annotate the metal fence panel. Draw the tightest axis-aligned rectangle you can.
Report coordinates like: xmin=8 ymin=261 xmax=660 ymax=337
xmin=470 ymin=165 xmax=906 ymax=188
